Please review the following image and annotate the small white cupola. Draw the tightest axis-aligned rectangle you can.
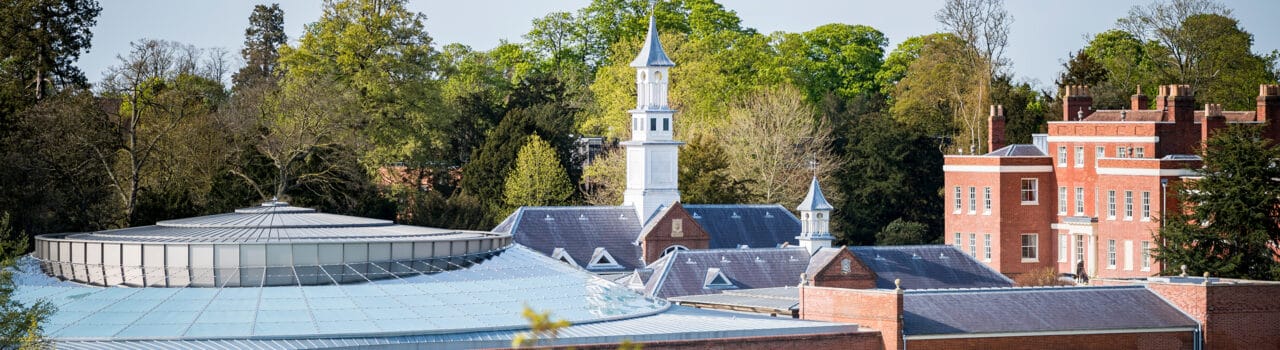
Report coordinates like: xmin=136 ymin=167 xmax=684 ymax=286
xmin=796 ymin=177 xmax=835 ymax=254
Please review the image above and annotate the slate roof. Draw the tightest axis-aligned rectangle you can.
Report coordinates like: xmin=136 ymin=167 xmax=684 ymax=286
xmin=630 ymin=13 xmax=675 ymax=67
xmin=984 ymin=144 xmax=1047 ymax=157
xmin=1082 ymin=109 xmax=1258 ymax=122
xmin=797 ymin=177 xmax=834 ymax=211
xmin=497 ymin=206 xmax=644 ymax=271
xmin=684 ymin=204 xmax=800 ymax=249
xmin=668 ymin=287 xmax=801 ymax=312
xmin=902 ymin=286 xmax=1198 ymax=337
xmin=847 ymin=245 xmax=1014 ymax=290
xmin=644 ymin=248 xmax=810 ymax=299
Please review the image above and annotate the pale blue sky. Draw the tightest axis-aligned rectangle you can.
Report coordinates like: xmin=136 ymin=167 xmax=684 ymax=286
xmin=79 ymin=0 xmax=1280 ymax=90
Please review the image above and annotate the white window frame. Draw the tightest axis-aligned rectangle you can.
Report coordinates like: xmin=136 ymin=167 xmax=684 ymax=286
xmin=1107 ymin=240 xmax=1117 ymax=269
xmin=1135 ymin=147 xmax=1145 ymax=158
xmin=551 ymin=248 xmax=578 ymax=266
xmin=587 ymin=247 xmax=623 ymax=269
xmin=1058 ymin=187 xmax=1068 ymax=215
xmin=1058 ymin=234 xmax=1067 ymax=262
xmin=1075 ymin=235 xmax=1085 ymax=266
xmin=1117 ymin=146 xmax=1128 ymax=158
xmin=1107 ymin=190 xmax=1117 ymax=219
xmin=1123 ymin=240 xmax=1134 ymax=271
xmin=983 ymin=234 xmax=991 ymax=261
xmin=1074 ymin=146 xmax=1085 ymax=167
xmin=1021 ymin=234 xmax=1039 ymax=262
xmin=1124 ymin=190 xmax=1134 ymax=220
xmin=968 ymin=187 xmax=977 ymax=214
xmin=983 ymin=187 xmax=992 ymax=214
xmin=1058 ymin=146 xmax=1067 ymax=166
xmin=953 ymin=186 xmax=962 ymax=213
xmin=1021 ymin=179 xmax=1038 ymax=205
xmin=954 ymin=232 xmax=962 ymax=250
xmin=1141 ymin=191 xmax=1151 ymax=221
xmin=1096 ymin=146 xmax=1105 ymax=160
xmin=968 ymin=233 xmax=977 ymax=257
xmin=1074 ymin=187 xmax=1085 ymax=216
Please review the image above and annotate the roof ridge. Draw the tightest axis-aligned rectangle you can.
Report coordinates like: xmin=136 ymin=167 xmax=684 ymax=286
xmin=905 ymin=285 xmax=1144 ymax=294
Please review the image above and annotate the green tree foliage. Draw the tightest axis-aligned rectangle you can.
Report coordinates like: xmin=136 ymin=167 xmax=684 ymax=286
xmin=779 ymin=24 xmax=888 ymax=103
xmin=0 ymin=0 xmax=101 ymax=110
xmin=990 ymin=74 xmax=1049 ymax=144
xmin=504 ymin=134 xmax=574 ymax=208
xmin=0 ymin=213 xmax=54 ymax=347
xmin=1155 ymin=125 xmax=1280 ymax=280
xmin=582 ymin=148 xmax=626 ymax=206
xmin=1173 ymin=14 xmax=1277 ymax=110
xmin=875 ymin=218 xmax=931 ymax=246
xmin=231 ymin=4 xmax=286 ymax=90
xmin=835 ymin=108 xmax=943 ymax=245
xmin=278 ymin=0 xmax=447 ymax=172
xmin=890 ymin=33 xmax=989 ymax=154
xmin=679 ymin=134 xmax=754 ymax=204
xmin=723 ymin=85 xmax=836 ymax=207
xmin=875 ymin=35 xmax=927 ymax=101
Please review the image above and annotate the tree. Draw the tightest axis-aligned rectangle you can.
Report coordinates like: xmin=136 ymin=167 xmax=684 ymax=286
xmin=876 ymin=218 xmax=931 ymax=245
xmin=778 ymin=24 xmax=888 ymax=103
xmin=0 ymin=213 xmax=54 ymax=347
xmin=278 ymin=0 xmax=447 ymax=173
xmin=890 ymin=33 xmax=988 ymax=154
xmin=504 ymin=134 xmax=573 ymax=208
xmin=1117 ymin=0 xmax=1231 ymax=83
xmin=231 ymin=4 xmax=286 ymax=90
xmin=875 ymin=35 xmax=928 ymax=101
xmin=1155 ymin=124 xmax=1280 ymax=280
xmin=835 ymin=109 xmax=944 ymax=245
xmin=679 ymin=134 xmax=754 ymax=204
xmin=0 ymin=0 xmax=101 ymax=108
xmin=935 ymin=0 xmax=1011 ymax=78
xmin=990 ymin=74 xmax=1049 ymax=144
xmin=582 ymin=147 xmax=626 ymax=206
xmin=723 ymin=85 xmax=836 ymax=207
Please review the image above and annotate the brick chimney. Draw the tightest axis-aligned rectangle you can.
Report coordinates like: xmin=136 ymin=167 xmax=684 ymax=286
xmin=1131 ymin=85 xmax=1149 ymax=110
xmin=1164 ymin=85 xmax=1196 ymax=124
xmin=988 ymin=105 xmax=1006 ymax=152
xmin=1202 ymin=104 xmax=1226 ymax=149
xmin=1062 ymin=85 xmax=1093 ymax=121
xmin=1259 ymin=84 xmax=1280 ymax=123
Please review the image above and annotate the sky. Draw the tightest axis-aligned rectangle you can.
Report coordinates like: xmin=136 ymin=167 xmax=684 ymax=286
xmin=78 ymin=0 xmax=1280 ymax=91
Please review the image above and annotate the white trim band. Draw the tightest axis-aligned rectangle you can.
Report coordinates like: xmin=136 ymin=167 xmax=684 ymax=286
xmin=1096 ymin=168 xmax=1199 ymax=177
xmin=1046 ymin=136 xmax=1159 ymax=143
xmin=903 ymin=327 xmax=1198 ymax=340
xmin=943 ymin=165 xmax=1054 ymax=173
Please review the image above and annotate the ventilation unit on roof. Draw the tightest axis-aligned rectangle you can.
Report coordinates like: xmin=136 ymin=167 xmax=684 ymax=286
xmin=738 ymin=244 xmax=750 ymax=249
xmin=730 ymin=212 xmax=741 ymax=219
xmin=544 ymin=215 xmax=554 ymax=221
xmin=875 ymin=254 xmax=885 ymax=261
xmin=703 ymin=268 xmax=735 ymax=289
xmin=578 ymin=214 xmax=588 ymax=221
xmin=912 ymin=253 xmax=922 ymax=260
xmin=720 ymin=256 xmax=731 ymax=263
xmin=686 ymin=257 xmax=696 ymax=264
xmin=755 ymin=256 xmax=765 ymax=263
xmin=939 ymin=252 xmax=949 ymax=259
xmin=764 ymin=212 xmax=774 ymax=218
xmin=691 ymin=212 xmax=702 ymax=219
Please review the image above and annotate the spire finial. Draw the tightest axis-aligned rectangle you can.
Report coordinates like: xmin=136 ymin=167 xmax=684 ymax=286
xmin=630 ymin=0 xmax=675 ymax=68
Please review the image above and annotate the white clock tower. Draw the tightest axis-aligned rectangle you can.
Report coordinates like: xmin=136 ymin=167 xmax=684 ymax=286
xmin=622 ymin=10 xmax=682 ymax=223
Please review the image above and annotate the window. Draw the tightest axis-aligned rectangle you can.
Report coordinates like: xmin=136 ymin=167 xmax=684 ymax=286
xmin=1141 ymin=191 xmax=1151 ymax=220
xmin=1021 ymin=234 xmax=1038 ymax=261
xmin=969 ymin=233 xmax=977 ymax=257
xmin=649 ymin=118 xmax=657 ymax=131
xmin=968 ymin=187 xmax=977 ymax=214
xmin=1021 ymin=179 xmax=1038 ymax=204
xmin=954 ymin=187 xmax=962 ymax=213
xmin=632 ymin=118 xmax=639 ymax=130
xmin=983 ymin=187 xmax=992 ymax=213
xmin=704 ymin=268 xmax=734 ymax=289
xmin=1058 ymin=234 xmax=1068 ymax=262
xmin=1141 ymin=241 xmax=1151 ymax=270
xmin=661 ymin=245 xmax=688 ymax=257
xmin=1075 ymin=235 xmax=1085 ymax=265
xmin=1135 ymin=147 xmax=1145 ymax=158
xmin=1058 ymin=146 xmax=1067 ymax=166
xmin=1117 ymin=146 xmax=1128 ymax=158
xmin=954 ymin=232 xmax=962 ymax=250
xmin=1107 ymin=240 xmax=1117 ymax=268
xmin=588 ymin=247 xmax=622 ymax=269
xmin=1124 ymin=240 xmax=1134 ymax=271
xmin=1075 ymin=146 xmax=1085 ymax=167
xmin=1075 ymin=187 xmax=1085 ymax=215
xmin=1124 ymin=191 xmax=1134 ymax=220
xmin=983 ymin=234 xmax=991 ymax=261
xmin=1058 ymin=187 xmax=1068 ymax=215
xmin=1107 ymin=190 xmax=1117 ymax=219
xmin=662 ymin=118 xmax=670 ymax=131
xmin=1096 ymin=146 xmax=1105 ymax=160
xmin=551 ymin=248 xmax=577 ymax=266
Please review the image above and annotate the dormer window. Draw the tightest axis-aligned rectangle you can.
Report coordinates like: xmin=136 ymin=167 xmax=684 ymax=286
xmin=703 ymin=268 xmax=735 ymax=289
xmin=551 ymin=248 xmax=577 ymax=266
xmin=587 ymin=247 xmax=622 ymax=269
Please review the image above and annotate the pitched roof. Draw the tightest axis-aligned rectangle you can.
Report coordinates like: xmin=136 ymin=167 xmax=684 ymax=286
xmin=846 ymin=245 xmax=1013 ymax=290
xmin=1082 ymin=109 xmax=1258 ymax=122
xmin=684 ymin=204 xmax=800 ymax=249
xmin=630 ymin=13 xmax=675 ymax=67
xmin=644 ymin=248 xmax=810 ymax=299
xmin=984 ymin=144 xmax=1046 ymax=157
xmin=668 ymin=287 xmax=801 ymax=312
xmin=500 ymin=206 xmax=644 ymax=271
xmin=797 ymin=177 xmax=834 ymax=211
xmin=902 ymin=286 xmax=1198 ymax=337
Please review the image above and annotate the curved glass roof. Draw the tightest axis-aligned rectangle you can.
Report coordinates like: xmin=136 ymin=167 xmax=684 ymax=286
xmin=15 ymin=246 xmax=668 ymax=341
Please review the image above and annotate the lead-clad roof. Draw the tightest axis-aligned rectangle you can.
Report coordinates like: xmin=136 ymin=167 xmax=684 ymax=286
xmin=903 ymin=286 xmax=1197 ymax=336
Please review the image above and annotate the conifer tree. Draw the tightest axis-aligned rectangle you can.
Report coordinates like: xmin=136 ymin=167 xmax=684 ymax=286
xmin=504 ymin=134 xmax=573 ymax=209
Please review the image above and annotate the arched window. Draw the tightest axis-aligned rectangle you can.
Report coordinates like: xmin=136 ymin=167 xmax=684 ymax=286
xmin=654 ymin=71 xmax=663 ymax=81
xmin=661 ymin=245 xmax=689 ymax=258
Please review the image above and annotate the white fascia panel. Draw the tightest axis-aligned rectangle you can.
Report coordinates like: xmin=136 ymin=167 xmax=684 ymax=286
xmin=1096 ymin=168 xmax=1199 ymax=177
xmin=1046 ymin=136 xmax=1159 ymax=143
xmin=943 ymin=165 xmax=1054 ymax=173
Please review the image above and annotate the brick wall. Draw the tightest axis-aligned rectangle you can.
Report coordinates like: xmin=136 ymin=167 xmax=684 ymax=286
xmin=551 ymin=330 xmax=884 ymax=350
xmin=904 ymin=331 xmax=1193 ymax=350
xmin=638 ymin=203 xmax=710 ymax=263
xmin=800 ymin=285 xmax=901 ymax=350
xmin=811 ymin=248 xmax=877 ymax=289
xmin=1097 ymin=279 xmax=1280 ymax=350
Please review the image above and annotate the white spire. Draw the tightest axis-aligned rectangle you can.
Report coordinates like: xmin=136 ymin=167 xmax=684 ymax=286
xmin=797 ymin=177 xmax=834 ymax=254
xmin=622 ymin=3 xmax=682 ymax=223
xmin=630 ymin=6 xmax=675 ymax=68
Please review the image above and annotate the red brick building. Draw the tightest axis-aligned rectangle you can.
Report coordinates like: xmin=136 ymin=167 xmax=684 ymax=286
xmin=945 ymin=84 xmax=1280 ymax=279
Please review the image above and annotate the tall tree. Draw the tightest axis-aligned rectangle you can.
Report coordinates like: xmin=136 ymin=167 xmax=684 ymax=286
xmin=232 ymin=4 xmax=286 ymax=90
xmin=0 ymin=0 xmax=100 ymax=107
xmin=1155 ymin=124 xmax=1280 ymax=280
xmin=778 ymin=24 xmax=888 ymax=103
xmin=722 ymin=85 xmax=836 ymax=208
xmin=679 ymin=134 xmax=754 ymax=204
xmin=935 ymin=0 xmax=1011 ymax=78
xmin=890 ymin=33 xmax=988 ymax=154
xmin=836 ymin=109 xmax=944 ymax=245
xmin=1116 ymin=0 xmax=1231 ymax=83
xmin=504 ymin=133 xmax=573 ymax=208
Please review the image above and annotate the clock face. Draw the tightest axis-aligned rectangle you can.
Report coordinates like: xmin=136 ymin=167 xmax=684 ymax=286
xmin=840 ymin=259 xmax=852 ymax=275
